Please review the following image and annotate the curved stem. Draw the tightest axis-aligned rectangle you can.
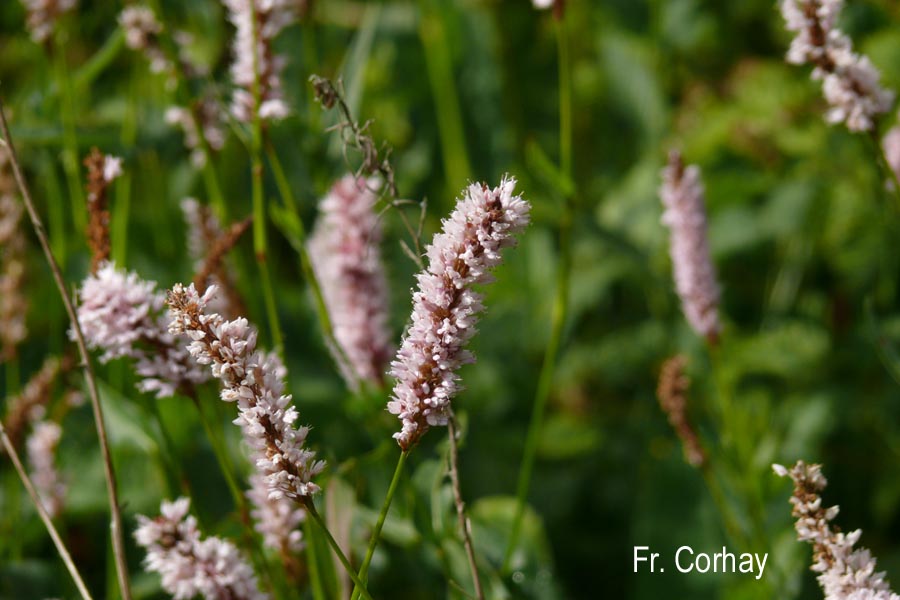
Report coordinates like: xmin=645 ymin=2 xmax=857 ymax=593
xmin=303 ymin=498 xmax=374 ymax=600
xmin=503 ymin=13 xmax=573 ymax=574
xmin=447 ymin=417 xmax=484 ymax=600
xmin=350 ymin=450 xmax=409 ymax=600
xmin=0 ymin=96 xmax=133 ymax=600
xmin=0 ymin=421 xmax=93 ymax=600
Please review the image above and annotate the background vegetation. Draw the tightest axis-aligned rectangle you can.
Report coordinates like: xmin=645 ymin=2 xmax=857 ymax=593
xmin=2 ymin=0 xmax=900 ymax=598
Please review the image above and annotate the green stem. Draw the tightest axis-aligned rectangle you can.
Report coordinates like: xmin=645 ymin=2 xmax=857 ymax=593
xmin=247 ymin=3 xmax=284 ymax=356
xmin=869 ymin=130 xmax=900 ymax=210
xmin=304 ymin=499 xmax=375 ymax=600
xmin=350 ymin=450 xmax=409 ymax=600
xmin=191 ymin=398 xmax=245 ymax=513
xmin=503 ymin=14 xmax=574 ymax=574
xmin=52 ymin=36 xmax=86 ymax=235
xmin=265 ymin=143 xmax=359 ymax=383
xmin=418 ymin=0 xmax=472 ymax=187
xmin=304 ymin=518 xmax=329 ymax=600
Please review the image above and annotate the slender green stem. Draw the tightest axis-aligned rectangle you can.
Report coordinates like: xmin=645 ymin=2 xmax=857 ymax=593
xmin=503 ymin=14 xmax=574 ymax=574
xmin=265 ymin=142 xmax=357 ymax=383
xmin=246 ymin=3 xmax=284 ymax=356
xmin=147 ymin=401 xmax=185 ymax=498
xmin=52 ymin=36 xmax=86 ymax=234
xmin=304 ymin=518 xmax=329 ymax=600
xmin=351 ymin=450 xmax=409 ymax=600
xmin=304 ymin=498 xmax=374 ymax=600
xmin=191 ymin=398 xmax=246 ymax=514
xmin=418 ymin=0 xmax=472 ymax=187
xmin=1 ymin=421 xmax=94 ymax=600
xmin=113 ymin=75 xmax=138 ymax=266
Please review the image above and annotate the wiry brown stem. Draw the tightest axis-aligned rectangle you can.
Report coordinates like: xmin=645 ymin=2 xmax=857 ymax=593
xmin=0 ymin=419 xmax=93 ymax=600
xmin=447 ymin=416 xmax=485 ymax=600
xmin=0 ymin=96 xmax=132 ymax=600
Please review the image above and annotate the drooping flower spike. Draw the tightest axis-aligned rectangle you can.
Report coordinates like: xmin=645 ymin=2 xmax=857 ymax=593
xmin=388 ymin=177 xmax=530 ymax=450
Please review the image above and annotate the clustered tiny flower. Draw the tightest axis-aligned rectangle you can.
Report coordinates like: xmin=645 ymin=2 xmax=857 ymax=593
xmin=166 ymin=100 xmax=226 ymax=169
xmin=135 ymin=497 xmax=267 ymax=600
xmin=20 ymin=0 xmax=77 ymax=43
xmin=780 ymin=0 xmax=894 ymax=132
xmin=3 ymin=355 xmax=71 ymax=449
xmin=119 ymin=6 xmax=169 ymax=74
xmin=659 ymin=151 xmax=721 ymax=342
xmin=223 ymin=0 xmax=294 ymax=122
xmin=388 ymin=177 xmax=530 ymax=450
xmin=246 ymin=472 xmax=305 ymax=555
xmin=656 ymin=355 xmax=706 ymax=468
xmin=774 ymin=461 xmax=900 ymax=599
xmin=75 ymin=262 xmax=209 ymax=398
xmin=309 ymin=175 xmax=393 ymax=390
xmin=83 ymin=149 xmax=123 ymax=273
xmin=168 ymin=283 xmax=325 ymax=500
xmin=26 ymin=421 xmax=66 ymax=518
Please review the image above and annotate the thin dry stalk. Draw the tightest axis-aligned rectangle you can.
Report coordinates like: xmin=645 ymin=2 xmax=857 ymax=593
xmin=192 ymin=214 xmax=252 ymax=302
xmin=656 ymin=355 xmax=706 ymax=468
xmin=83 ymin=148 xmax=112 ymax=272
xmin=0 ymin=419 xmax=93 ymax=600
xmin=0 ymin=97 xmax=132 ymax=600
xmin=447 ymin=416 xmax=485 ymax=600
xmin=4 ymin=354 xmax=73 ymax=448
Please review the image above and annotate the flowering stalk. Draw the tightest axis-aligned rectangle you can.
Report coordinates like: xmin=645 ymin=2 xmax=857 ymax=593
xmin=83 ymin=149 xmax=122 ymax=273
xmin=0 ymin=96 xmax=132 ymax=600
xmin=75 ymin=263 xmax=210 ymax=398
xmin=135 ymin=498 xmax=267 ymax=600
xmin=506 ymin=12 xmax=573 ymax=572
xmin=3 ymin=354 xmax=72 ymax=448
xmin=659 ymin=151 xmax=721 ymax=343
xmin=167 ymin=283 xmax=324 ymax=500
xmin=20 ymin=0 xmax=76 ymax=43
xmin=388 ymin=177 xmax=530 ymax=449
xmin=779 ymin=0 xmax=894 ymax=133
xmin=0 ymin=189 xmax=28 ymax=364
xmin=26 ymin=420 xmax=66 ymax=517
xmin=308 ymin=175 xmax=393 ymax=391
xmin=774 ymin=461 xmax=900 ymax=599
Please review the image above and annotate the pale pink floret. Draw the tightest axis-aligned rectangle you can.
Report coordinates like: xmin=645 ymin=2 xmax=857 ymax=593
xmin=26 ymin=421 xmax=65 ymax=518
xmin=20 ymin=0 xmax=77 ymax=43
xmin=308 ymin=175 xmax=393 ymax=390
xmin=774 ymin=461 xmax=900 ymax=600
xmin=246 ymin=472 xmax=305 ymax=554
xmin=780 ymin=0 xmax=894 ymax=132
xmin=168 ymin=283 xmax=325 ymax=500
xmin=135 ymin=497 xmax=267 ymax=600
xmin=222 ymin=0 xmax=294 ymax=123
xmin=74 ymin=262 xmax=210 ymax=397
xmin=388 ymin=177 xmax=530 ymax=450
xmin=659 ymin=153 xmax=721 ymax=342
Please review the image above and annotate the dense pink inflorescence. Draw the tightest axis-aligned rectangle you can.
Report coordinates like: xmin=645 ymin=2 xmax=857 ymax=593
xmin=135 ymin=497 xmax=267 ymax=600
xmin=26 ymin=421 xmax=66 ymax=518
xmin=774 ymin=461 xmax=900 ymax=600
xmin=168 ymin=283 xmax=325 ymax=500
xmin=222 ymin=0 xmax=294 ymax=123
xmin=659 ymin=152 xmax=721 ymax=342
xmin=387 ymin=177 xmax=530 ymax=450
xmin=780 ymin=0 xmax=894 ymax=132
xmin=246 ymin=472 xmax=305 ymax=554
xmin=308 ymin=175 xmax=393 ymax=390
xmin=0 ymin=194 xmax=28 ymax=362
xmin=75 ymin=262 xmax=210 ymax=397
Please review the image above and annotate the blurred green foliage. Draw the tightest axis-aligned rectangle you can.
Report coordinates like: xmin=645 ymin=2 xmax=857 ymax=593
xmin=1 ymin=0 xmax=900 ymax=599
